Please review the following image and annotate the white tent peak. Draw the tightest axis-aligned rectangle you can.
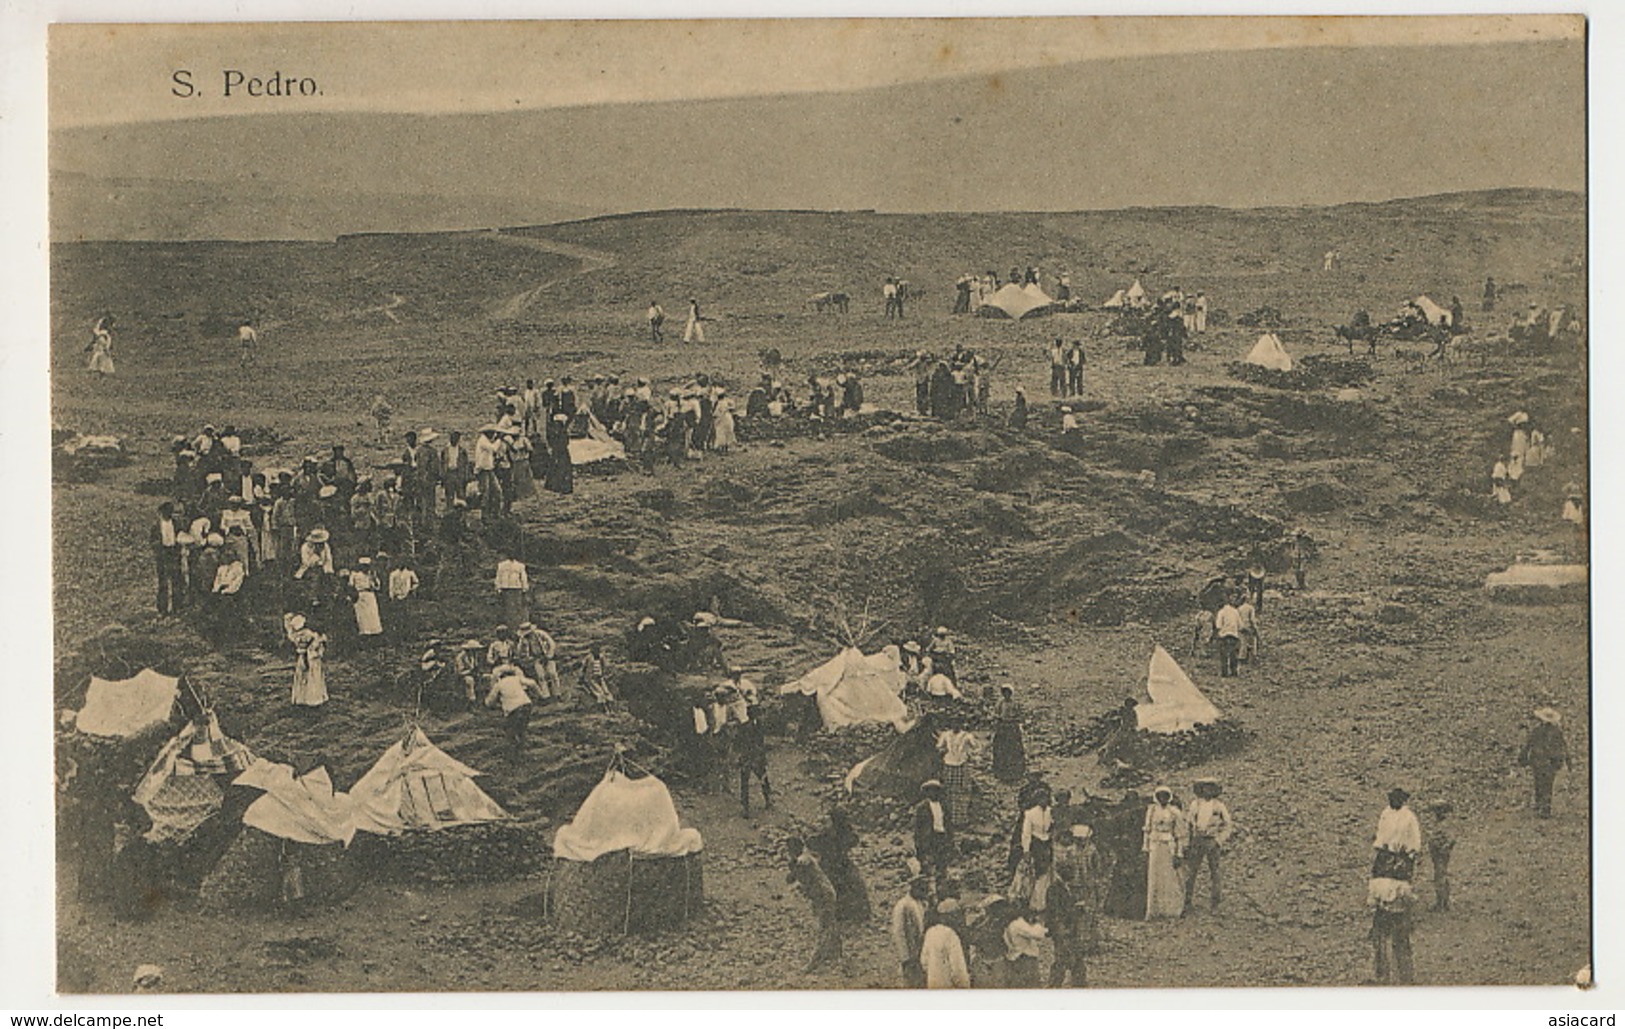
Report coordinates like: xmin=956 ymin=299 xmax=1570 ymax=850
xmin=350 ymin=727 xmax=508 ymax=836
xmin=780 ymin=646 xmax=911 ymax=731
xmin=1136 ymin=645 xmax=1222 ymax=733
xmin=552 ymin=769 xmax=703 ymax=862
xmin=1412 ymin=295 xmax=1452 ymax=326
xmin=1245 ymin=333 xmax=1294 ymax=372
xmin=234 ymin=759 xmax=357 ymax=846
xmin=980 ymin=282 xmax=1054 ymax=320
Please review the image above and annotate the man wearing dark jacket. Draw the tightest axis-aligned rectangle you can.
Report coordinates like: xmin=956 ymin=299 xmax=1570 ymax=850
xmin=1520 ymin=706 xmax=1570 ymax=818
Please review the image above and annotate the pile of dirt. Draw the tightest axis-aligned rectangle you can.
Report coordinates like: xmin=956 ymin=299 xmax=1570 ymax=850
xmin=348 ymin=819 xmax=553 ymax=885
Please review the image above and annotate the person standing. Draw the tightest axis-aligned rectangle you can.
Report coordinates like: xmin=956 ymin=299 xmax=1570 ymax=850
xmin=237 ymin=319 xmax=258 ymax=368
xmin=920 ymin=900 xmax=971 ymax=988
xmin=1066 ymin=340 xmax=1086 ymax=398
xmin=86 ymin=316 xmax=116 ymax=375
xmin=1183 ymin=778 xmax=1232 ymax=913
xmin=1483 ymin=276 xmax=1498 ymax=313
xmin=1002 ymin=909 xmax=1048 ymax=988
xmin=349 ymin=557 xmax=385 ymax=645
xmin=453 ymin=639 xmax=483 ymax=710
xmin=151 ymin=502 xmax=184 ymax=615
xmin=545 ymin=413 xmax=574 ymax=494
xmin=1288 ymin=530 xmax=1309 ymax=590
xmin=913 ymin=780 xmax=952 ymax=878
xmin=1214 ymin=594 xmax=1242 ymax=677
xmin=890 ymin=878 xmax=931 ymax=988
xmin=936 ymin=722 xmax=979 ymax=839
xmin=1372 ymin=788 xmax=1421 ymax=882
xmin=513 ymin=621 xmax=557 ymax=701
xmin=712 ymin=389 xmax=738 ymax=454
xmin=1236 ymin=595 xmax=1261 ymax=664
xmin=1368 ymin=876 xmax=1416 ymax=984
xmin=1519 ymin=706 xmax=1569 ymax=818
xmin=883 ymin=278 xmax=901 ymax=319
xmin=369 ymin=394 xmax=393 ymax=445
xmin=991 ymin=685 xmax=1027 ymax=783
xmin=1055 ymin=824 xmax=1105 ymax=958
xmin=1009 ymin=388 xmax=1028 ymax=431
xmin=728 ymin=695 xmax=772 ymax=815
xmin=647 ymin=300 xmax=666 ymax=343
xmin=1245 ymin=557 xmax=1267 ymax=613
xmin=1194 ymin=291 xmax=1209 ymax=333
xmin=441 ymin=431 xmax=470 ymax=510
xmin=1048 ymin=338 xmax=1067 ymax=397
xmin=1143 ymin=786 xmax=1187 ymax=919
xmin=1044 ymin=864 xmax=1086 ymax=987
xmin=786 ymin=837 xmax=845 ymax=974
xmin=683 ymin=298 xmax=706 ymax=343
xmin=494 ymin=552 xmax=531 ymax=628
xmin=1426 ymin=802 xmax=1455 ymax=912
xmin=285 ymin=614 xmax=328 ymax=708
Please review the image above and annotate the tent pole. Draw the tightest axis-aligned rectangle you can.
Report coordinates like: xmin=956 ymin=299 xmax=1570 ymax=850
xmin=623 ymin=851 xmax=635 ymax=936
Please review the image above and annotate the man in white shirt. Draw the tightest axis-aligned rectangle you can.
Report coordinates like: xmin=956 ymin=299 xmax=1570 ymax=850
xmin=1183 ymin=778 xmax=1233 ymax=912
xmin=936 ymin=726 xmax=979 ymax=838
xmin=889 ymin=879 xmax=930 ymax=988
xmin=1372 ymin=788 xmax=1421 ymax=881
xmin=1214 ymin=594 xmax=1243 ymax=677
xmin=485 ymin=666 xmax=537 ymax=756
xmin=494 ymin=554 xmax=530 ymax=628
xmin=647 ymin=301 xmax=665 ymax=343
xmin=921 ymin=901 xmax=971 ymax=988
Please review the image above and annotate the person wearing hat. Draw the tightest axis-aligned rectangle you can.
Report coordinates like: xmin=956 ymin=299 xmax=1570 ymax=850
xmin=1367 ymin=875 xmax=1416 ymax=985
xmin=913 ymin=780 xmax=952 ymax=879
xmin=1183 ymin=778 xmax=1233 ymax=913
xmin=197 ymin=472 xmax=230 ymax=528
xmin=544 ymin=412 xmax=574 ymax=494
xmin=348 ymin=557 xmax=384 ymax=643
xmin=513 ymin=621 xmax=559 ymax=702
xmin=349 ymin=481 xmax=379 ymax=554
xmin=486 ymin=624 xmax=516 ymax=672
xmin=1519 ymin=707 xmax=1570 ymax=818
xmin=1055 ymin=823 xmax=1106 ymax=957
xmin=283 ymin=613 xmax=328 ymax=708
xmin=369 ymin=393 xmax=393 ymax=445
xmin=453 ymin=639 xmax=484 ymax=709
xmin=413 ymin=430 xmax=442 ymax=524
xmin=1372 ymin=788 xmax=1421 ymax=881
xmin=889 ymin=877 xmax=931 ymax=987
xmin=1143 ymin=786 xmax=1188 ymax=919
xmin=921 ymin=898 xmax=971 ymax=988
xmin=484 ymin=661 xmax=539 ymax=757
xmin=151 ymin=502 xmax=185 ymax=615
xmin=296 ymin=528 xmax=334 ymax=580
xmin=494 ymin=553 xmax=531 ymax=629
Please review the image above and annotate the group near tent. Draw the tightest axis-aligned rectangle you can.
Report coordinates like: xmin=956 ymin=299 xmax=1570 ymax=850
xmin=1412 ymin=295 xmax=1453 ymax=326
xmin=1245 ymin=333 xmax=1295 ymax=372
xmin=1101 ymin=279 xmax=1150 ymax=310
xmin=978 ymin=282 xmax=1056 ymax=320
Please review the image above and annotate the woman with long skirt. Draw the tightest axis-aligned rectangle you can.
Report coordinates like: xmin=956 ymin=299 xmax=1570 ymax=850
xmin=712 ymin=390 xmax=738 ymax=453
xmin=509 ymin=433 xmax=536 ymax=502
xmin=285 ymin=613 xmax=328 ymax=707
xmin=991 ymin=685 xmax=1027 ymax=783
xmin=544 ymin=414 xmax=574 ymax=495
xmin=1142 ymin=786 xmax=1186 ymax=919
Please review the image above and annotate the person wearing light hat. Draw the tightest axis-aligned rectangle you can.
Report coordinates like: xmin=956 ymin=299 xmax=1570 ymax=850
xmin=513 ymin=621 xmax=559 ymax=702
xmin=1143 ymin=786 xmax=1188 ymax=919
xmin=348 ymin=557 xmax=384 ymax=642
xmin=453 ymin=640 xmax=484 ymax=709
xmin=296 ymin=528 xmax=333 ymax=580
xmin=284 ymin=613 xmax=328 ymax=708
xmin=1183 ymin=778 xmax=1233 ymax=912
xmin=544 ymin=410 xmax=573 ymax=494
xmin=920 ymin=898 xmax=971 ymax=988
xmin=1519 ymin=706 xmax=1569 ymax=818
xmin=913 ymin=780 xmax=951 ymax=878
xmin=1055 ymin=822 xmax=1106 ymax=959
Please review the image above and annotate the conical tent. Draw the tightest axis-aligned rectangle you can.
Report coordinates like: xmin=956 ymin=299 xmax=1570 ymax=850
xmin=234 ymin=760 xmax=357 ymax=846
xmin=780 ymin=647 xmax=911 ymax=730
xmin=1136 ymin=646 xmax=1222 ymax=733
xmin=75 ymin=668 xmax=178 ymax=738
xmin=979 ymin=282 xmax=1054 ymax=320
xmin=1125 ymin=280 xmax=1148 ymax=307
xmin=350 ymin=727 xmax=508 ymax=836
xmin=132 ymin=714 xmax=255 ymax=844
xmin=1413 ymin=295 xmax=1452 ymax=325
xmin=1245 ymin=333 xmax=1294 ymax=372
xmin=1101 ymin=288 xmax=1127 ymax=309
xmin=844 ymin=720 xmax=944 ymax=798
xmin=552 ymin=769 xmax=703 ymax=862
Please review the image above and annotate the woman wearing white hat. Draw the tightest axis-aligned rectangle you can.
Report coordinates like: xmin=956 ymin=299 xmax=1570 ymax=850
xmin=1142 ymin=786 xmax=1187 ymax=919
xmin=295 ymin=528 xmax=333 ymax=579
xmin=283 ymin=613 xmax=328 ymax=707
xmin=348 ymin=558 xmax=384 ymax=642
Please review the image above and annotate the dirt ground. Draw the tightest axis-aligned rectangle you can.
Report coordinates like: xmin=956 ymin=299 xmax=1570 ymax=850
xmin=49 ymin=194 xmax=1589 ymax=992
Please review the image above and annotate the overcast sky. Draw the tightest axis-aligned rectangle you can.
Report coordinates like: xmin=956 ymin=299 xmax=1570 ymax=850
xmin=49 ymin=15 xmax=1580 ymax=128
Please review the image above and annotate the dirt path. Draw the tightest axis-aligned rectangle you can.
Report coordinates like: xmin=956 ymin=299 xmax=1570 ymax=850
xmin=474 ymin=231 xmax=619 ymax=320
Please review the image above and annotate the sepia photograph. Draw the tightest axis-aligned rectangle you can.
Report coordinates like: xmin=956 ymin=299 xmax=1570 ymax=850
xmin=35 ymin=13 xmax=1591 ymax=997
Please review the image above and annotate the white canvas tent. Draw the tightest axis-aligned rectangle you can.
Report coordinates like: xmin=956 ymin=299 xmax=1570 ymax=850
xmin=979 ymin=282 xmax=1054 ymax=320
xmin=553 ymin=769 xmax=703 ymax=862
xmin=1125 ymin=279 xmax=1149 ymax=308
xmin=132 ymin=713 xmax=255 ymax=844
xmin=350 ymin=727 xmax=508 ymax=836
xmin=1101 ymin=288 xmax=1127 ymax=309
xmin=569 ymin=412 xmax=627 ymax=465
xmin=1245 ymin=333 xmax=1294 ymax=372
xmin=780 ymin=646 xmax=911 ymax=731
xmin=234 ymin=760 xmax=357 ymax=846
xmin=1413 ymin=295 xmax=1452 ymax=326
xmin=1136 ymin=646 xmax=1222 ymax=733
xmin=75 ymin=668 xmax=179 ymax=738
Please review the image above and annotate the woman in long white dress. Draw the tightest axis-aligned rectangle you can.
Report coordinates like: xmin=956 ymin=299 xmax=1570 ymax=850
xmin=1142 ymin=787 xmax=1187 ymax=919
xmin=285 ymin=614 xmax=328 ymax=707
xmin=349 ymin=559 xmax=384 ymax=640
xmin=712 ymin=390 xmax=738 ymax=453
xmin=86 ymin=317 xmax=116 ymax=375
